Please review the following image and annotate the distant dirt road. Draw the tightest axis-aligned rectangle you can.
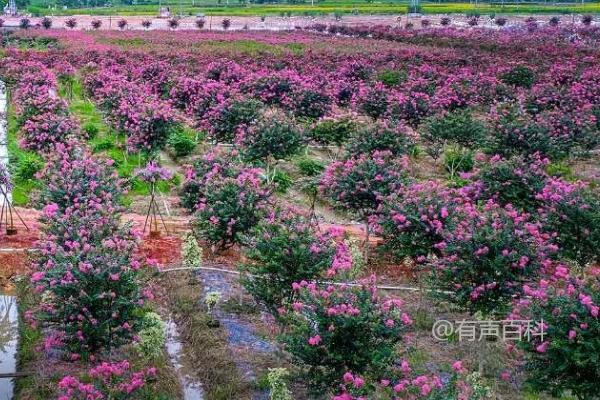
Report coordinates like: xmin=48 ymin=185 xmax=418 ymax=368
xmin=0 ymin=13 xmax=583 ymax=31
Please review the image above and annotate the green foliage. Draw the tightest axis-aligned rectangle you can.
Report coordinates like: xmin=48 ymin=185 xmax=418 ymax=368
xmin=267 ymin=368 xmax=293 ymax=400
xmin=309 ymin=117 xmax=356 ymax=146
xmin=135 ymin=312 xmax=167 ymax=361
xmin=501 ymin=65 xmax=536 ymax=88
xmin=296 ymin=157 xmax=325 ymax=177
xmin=240 ymin=211 xmax=334 ymax=315
xmin=377 ymin=69 xmax=407 ymax=87
xmin=92 ymin=136 xmax=116 ymax=153
xmin=272 ymin=169 xmax=294 ymax=194
xmin=443 ymin=146 xmax=474 ymax=178
xmin=181 ymin=232 xmax=203 ymax=269
xmin=167 ymin=126 xmax=198 ymax=158
xmin=240 ymin=114 xmax=305 ymax=163
xmin=82 ymin=122 xmax=100 ymax=139
xmin=346 ymin=123 xmax=415 ymax=157
xmin=13 ymin=152 xmax=43 ymax=181
xmin=422 ymin=110 xmax=486 ymax=160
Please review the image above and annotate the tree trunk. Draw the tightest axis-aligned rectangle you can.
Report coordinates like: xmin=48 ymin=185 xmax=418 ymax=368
xmin=364 ymin=218 xmax=370 ymax=266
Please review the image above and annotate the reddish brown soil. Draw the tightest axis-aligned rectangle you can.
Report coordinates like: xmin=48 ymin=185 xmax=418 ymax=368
xmin=0 ymin=207 xmax=389 ymax=277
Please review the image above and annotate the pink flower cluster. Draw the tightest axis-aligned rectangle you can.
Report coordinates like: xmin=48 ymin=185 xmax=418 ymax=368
xmin=134 ymin=161 xmax=173 ymax=184
xmin=58 ymin=361 xmax=156 ymax=399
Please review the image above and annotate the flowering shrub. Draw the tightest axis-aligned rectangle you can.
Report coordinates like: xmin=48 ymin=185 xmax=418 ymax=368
xmin=180 ymin=150 xmax=243 ymax=211
xmin=65 ymin=18 xmax=77 ymax=29
xmin=421 ymin=109 xmax=486 ymax=160
xmin=20 ymin=112 xmax=79 ymax=152
xmin=495 ymin=17 xmax=507 ymax=27
xmin=0 ymin=163 xmax=12 ymax=191
xmin=430 ymin=201 xmax=558 ymax=316
xmin=376 ymin=180 xmax=466 ymax=263
xmin=192 ymin=167 xmax=272 ymax=250
xmin=14 ymin=89 xmax=66 ymax=127
xmin=389 ymin=91 xmax=431 ymax=128
xmin=41 ymin=17 xmax=52 ymax=29
xmin=474 ymin=154 xmax=550 ymax=211
xmin=488 ymin=104 xmax=555 ymax=159
xmin=537 ymin=179 xmax=600 ymax=266
xmin=487 ymin=101 xmax=596 ymax=160
xmin=240 ymin=210 xmax=337 ymax=314
xmin=332 ymin=362 xmax=491 ymax=400
xmin=320 ymin=151 xmax=410 ymax=221
xmin=19 ymin=18 xmax=30 ymax=29
xmin=281 ymin=277 xmax=411 ymax=391
xmin=250 ymin=72 xmax=297 ymax=106
xmin=204 ymin=98 xmax=263 ymax=143
xmin=512 ymin=275 xmax=600 ymax=400
xmin=38 ymin=144 xmax=123 ymax=214
xmin=581 ymin=14 xmax=593 ymax=26
xmin=346 ymin=121 xmax=416 ymax=157
xmin=357 ymin=83 xmax=389 ymax=119
xmin=168 ymin=18 xmax=179 ymax=29
xmin=291 ymin=88 xmax=331 ymax=119
xmin=309 ymin=117 xmax=357 ymax=146
xmin=114 ymin=98 xmax=179 ymax=153
xmin=32 ymin=144 xmax=149 ymax=354
xmin=134 ymin=161 xmax=173 ymax=184
xmin=58 ymin=361 xmax=157 ymax=399
xmin=91 ymin=19 xmax=102 ymax=29
xmin=238 ymin=112 xmax=305 ymax=163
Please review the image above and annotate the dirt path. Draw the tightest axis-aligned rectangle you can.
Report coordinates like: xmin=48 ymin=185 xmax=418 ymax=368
xmin=0 ymin=204 xmax=385 ymax=290
xmin=1 ymin=13 xmax=585 ymax=32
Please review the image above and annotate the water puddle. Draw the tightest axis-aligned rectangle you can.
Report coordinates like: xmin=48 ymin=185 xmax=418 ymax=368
xmin=0 ymin=294 xmax=17 ymax=400
xmin=198 ymin=270 xmax=276 ymax=354
xmin=165 ymin=319 xmax=205 ymax=400
xmin=197 ymin=270 xmax=274 ymax=399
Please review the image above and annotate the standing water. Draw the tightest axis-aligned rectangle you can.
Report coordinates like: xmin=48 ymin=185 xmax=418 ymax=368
xmin=0 ymin=294 xmax=17 ymax=400
xmin=165 ymin=319 xmax=205 ymax=400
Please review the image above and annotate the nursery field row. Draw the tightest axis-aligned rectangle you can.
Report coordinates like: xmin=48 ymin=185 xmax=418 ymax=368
xmin=0 ymin=22 xmax=598 ymax=400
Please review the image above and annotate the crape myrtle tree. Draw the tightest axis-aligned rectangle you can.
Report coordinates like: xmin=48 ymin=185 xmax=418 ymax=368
xmin=512 ymin=274 xmax=600 ymax=400
xmin=320 ymin=150 xmax=410 ymax=262
xmin=239 ymin=208 xmax=337 ymax=316
xmin=30 ymin=143 xmax=151 ymax=357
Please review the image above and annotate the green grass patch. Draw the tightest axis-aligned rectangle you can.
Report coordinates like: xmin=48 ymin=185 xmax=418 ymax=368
xmin=2 ymin=34 xmax=59 ymax=50
xmin=57 ymin=76 xmax=175 ymax=201
xmin=6 ymin=101 xmax=43 ymax=207
xmin=161 ymin=272 xmax=253 ymax=400
xmin=188 ymin=39 xmax=303 ymax=56
xmin=59 ymin=76 xmax=108 ymax=138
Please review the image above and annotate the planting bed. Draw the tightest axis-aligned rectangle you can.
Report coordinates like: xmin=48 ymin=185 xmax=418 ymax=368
xmin=0 ymin=21 xmax=598 ymax=400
